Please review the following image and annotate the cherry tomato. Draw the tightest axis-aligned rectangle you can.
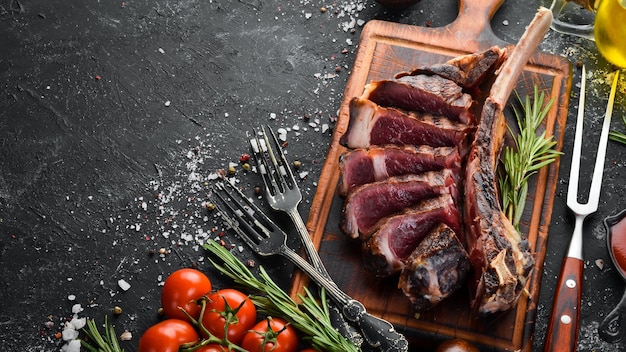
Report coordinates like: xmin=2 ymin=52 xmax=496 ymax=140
xmin=241 ymin=317 xmax=298 ymax=352
xmin=161 ymin=268 xmax=212 ymax=321
xmin=195 ymin=344 xmax=232 ymax=352
xmin=138 ymin=319 xmax=199 ymax=352
xmin=201 ymin=288 xmax=257 ymax=344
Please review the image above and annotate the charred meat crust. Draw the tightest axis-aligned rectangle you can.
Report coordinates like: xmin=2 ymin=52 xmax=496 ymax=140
xmin=463 ymin=8 xmax=552 ymax=314
xmin=395 ymin=46 xmax=508 ymax=92
xmin=398 ymin=223 xmax=471 ymax=311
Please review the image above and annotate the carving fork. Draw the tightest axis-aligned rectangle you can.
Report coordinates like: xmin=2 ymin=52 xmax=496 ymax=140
xmin=543 ymin=67 xmax=620 ymax=352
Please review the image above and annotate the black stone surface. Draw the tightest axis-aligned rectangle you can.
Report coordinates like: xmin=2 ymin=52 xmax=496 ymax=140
xmin=1 ymin=0 xmax=625 ymax=351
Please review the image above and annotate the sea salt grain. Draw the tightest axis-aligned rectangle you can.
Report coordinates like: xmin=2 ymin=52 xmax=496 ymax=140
xmin=118 ymin=279 xmax=131 ymax=291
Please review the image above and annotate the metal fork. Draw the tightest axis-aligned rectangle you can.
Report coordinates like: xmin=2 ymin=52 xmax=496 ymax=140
xmin=210 ymin=180 xmax=409 ymax=352
xmin=248 ymin=125 xmax=328 ymax=277
xmin=543 ymin=66 xmax=620 ymax=352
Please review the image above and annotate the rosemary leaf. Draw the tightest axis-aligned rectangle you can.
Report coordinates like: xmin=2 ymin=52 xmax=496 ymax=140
xmin=500 ymin=86 xmax=562 ymax=231
xmin=80 ymin=316 xmax=124 ymax=352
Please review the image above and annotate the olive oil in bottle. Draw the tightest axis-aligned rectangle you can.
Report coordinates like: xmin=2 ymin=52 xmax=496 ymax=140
xmin=594 ymin=0 xmax=626 ymax=67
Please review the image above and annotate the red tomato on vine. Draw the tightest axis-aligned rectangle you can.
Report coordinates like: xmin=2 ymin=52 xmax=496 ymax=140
xmin=161 ymin=268 xmax=212 ymax=321
xmin=138 ymin=319 xmax=199 ymax=352
xmin=195 ymin=344 xmax=233 ymax=352
xmin=240 ymin=317 xmax=298 ymax=352
xmin=201 ymin=288 xmax=257 ymax=344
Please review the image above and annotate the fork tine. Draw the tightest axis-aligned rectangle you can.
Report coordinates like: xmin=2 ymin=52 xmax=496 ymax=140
xmin=211 ymin=181 xmax=275 ymax=244
xmin=262 ymin=125 xmax=298 ymax=191
xmin=249 ymin=129 xmax=281 ymax=196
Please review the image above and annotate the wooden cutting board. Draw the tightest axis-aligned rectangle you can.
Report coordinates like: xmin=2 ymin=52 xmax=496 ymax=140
xmin=291 ymin=0 xmax=572 ymax=351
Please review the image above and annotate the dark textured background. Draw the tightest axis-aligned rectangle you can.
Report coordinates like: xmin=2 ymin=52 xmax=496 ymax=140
xmin=1 ymin=0 xmax=625 ymax=351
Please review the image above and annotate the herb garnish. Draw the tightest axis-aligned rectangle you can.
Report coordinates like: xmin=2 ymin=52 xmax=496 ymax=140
xmin=81 ymin=316 xmax=124 ymax=352
xmin=203 ymin=240 xmax=360 ymax=352
xmin=499 ymin=86 xmax=562 ymax=230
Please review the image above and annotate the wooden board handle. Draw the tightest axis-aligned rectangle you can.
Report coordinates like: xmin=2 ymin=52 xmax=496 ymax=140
xmin=542 ymin=256 xmax=583 ymax=352
xmin=448 ymin=0 xmax=507 ymax=47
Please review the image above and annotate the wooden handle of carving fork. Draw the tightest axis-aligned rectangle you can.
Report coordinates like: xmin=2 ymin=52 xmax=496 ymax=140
xmin=542 ymin=256 xmax=583 ymax=352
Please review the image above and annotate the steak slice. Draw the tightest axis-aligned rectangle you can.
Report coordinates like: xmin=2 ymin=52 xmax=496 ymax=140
xmin=361 ymin=74 xmax=475 ymax=125
xmin=338 ymin=145 xmax=462 ymax=196
xmin=361 ymin=194 xmax=462 ymax=277
xmin=398 ymin=223 xmax=471 ymax=311
xmin=464 ymin=8 xmax=552 ymax=314
xmin=341 ymin=170 xmax=458 ymax=240
xmin=395 ymin=46 xmax=507 ymax=92
xmin=340 ymin=98 xmax=474 ymax=156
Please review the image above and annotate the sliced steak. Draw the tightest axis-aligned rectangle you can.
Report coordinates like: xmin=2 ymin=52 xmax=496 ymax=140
xmin=395 ymin=46 xmax=507 ymax=92
xmin=341 ymin=170 xmax=458 ymax=240
xmin=463 ymin=8 xmax=552 ymax=314
xmin=361 ymin=74 xmax=475 ymax=125
xmin=338 ymin=145 xmax=462 ymax=196
xmin=398 ymin=223 xmax=471 ymax=311
xmin=361 ymin=194 xmax=462 ymax=277
xmin=340 ymin=98 xmax=474 ymax=156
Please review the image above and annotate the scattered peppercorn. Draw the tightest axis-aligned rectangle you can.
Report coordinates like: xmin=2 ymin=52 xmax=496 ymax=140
xmin=113 ymin=306 xmax=123 ymax=315
xmin=228 ymin=165 xmax=236 ymax=175
xmin=293 ymin=160 xmax=302 ymax=169
xmin=205 ymin=202 xmax=216 ymax=211
xmin=320 ymin=6 xmax=326 ymax=13
xmin=242 ymin=163 xmax=250 ymax=171
xmin=239 ymin=153 xmax=250 ymax=163
xmin=254 ymin=186 xmax=262 ymax=195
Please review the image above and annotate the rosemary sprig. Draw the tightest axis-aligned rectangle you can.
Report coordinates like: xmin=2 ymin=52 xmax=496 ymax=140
xmin=203 ymin=240 xmax=360 ymax=352
xmin=499 ymin=86 xmax=562 ymax=230
xmin=609 ymin=115 xmax=626 ymax=144
xmin=81 ymin=316 xmax=124 ymax=352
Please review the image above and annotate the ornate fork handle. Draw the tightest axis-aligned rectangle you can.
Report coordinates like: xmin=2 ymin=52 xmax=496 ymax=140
xmin=279 ymin=243 xmax=409 ymax=352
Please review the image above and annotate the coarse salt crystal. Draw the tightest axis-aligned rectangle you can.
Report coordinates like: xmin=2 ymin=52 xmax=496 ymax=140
xmin=164 ymin=100 xmax=171 ymax=107
xmin=61 ymin=339 xmax=81 ymax=352
xmin=62 ymin=328 xmax=79 ymax=341
xmin=277 ymin=128 xmax=288 ymax=142
xmin=72 ymin=304 xmax=83 ymax=314
xmin=118 ymin=279 xmax=131 ymax=291
xmin=70 ymin=317 xmax=86 ymax=330
xmin=67 ymin=294 xmax=76 ymax=301
xmin=158 ymin=47 xmax=165 ymax=54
